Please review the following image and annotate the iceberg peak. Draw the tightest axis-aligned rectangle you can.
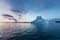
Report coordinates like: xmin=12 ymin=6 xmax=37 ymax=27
xmin=31 ymin=16 xmax=46 ymax=25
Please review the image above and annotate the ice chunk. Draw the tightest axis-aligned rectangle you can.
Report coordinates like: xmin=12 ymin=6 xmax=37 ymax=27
xmin=31 ymin=16 xmax=46 ymax=25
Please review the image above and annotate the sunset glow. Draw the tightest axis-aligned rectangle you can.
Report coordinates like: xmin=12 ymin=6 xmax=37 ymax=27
xmin=0 ymin=0 xmax=20 ymax=22
xmin=0 ymin=19 xmax=14 ymax=22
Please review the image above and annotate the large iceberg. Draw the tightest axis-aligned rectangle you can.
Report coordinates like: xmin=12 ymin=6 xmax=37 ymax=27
xmin=31 ymin=16 xmax=46 ymax=25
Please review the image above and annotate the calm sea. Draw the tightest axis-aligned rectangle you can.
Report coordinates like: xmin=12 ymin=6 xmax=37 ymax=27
xmin=0 ymin=23 xmax=60 ymax=40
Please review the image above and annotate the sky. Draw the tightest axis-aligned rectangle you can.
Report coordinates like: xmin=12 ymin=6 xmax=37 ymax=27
xmin=0 ymin=0 xmax=60 ymax=22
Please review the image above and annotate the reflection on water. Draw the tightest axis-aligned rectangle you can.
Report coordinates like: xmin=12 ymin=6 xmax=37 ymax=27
xmin=0 ymin=23 xmax=60 ymax=40
xmin=0 ymin=23 xmax=37 ymax=40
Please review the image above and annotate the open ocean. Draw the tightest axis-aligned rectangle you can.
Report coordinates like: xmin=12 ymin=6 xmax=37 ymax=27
xmin=0 ymin=23 xmax=60 ymax=40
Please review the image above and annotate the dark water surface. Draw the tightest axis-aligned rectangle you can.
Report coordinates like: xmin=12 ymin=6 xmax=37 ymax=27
xmin=0 ymin=23 xmax=60 ymax=40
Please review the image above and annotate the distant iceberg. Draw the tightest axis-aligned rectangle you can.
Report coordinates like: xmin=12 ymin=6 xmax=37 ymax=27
xmin=31 ymin=16 xmax=46 ymax=25
xmin=49 ymin=18 xmax=60 ymax=24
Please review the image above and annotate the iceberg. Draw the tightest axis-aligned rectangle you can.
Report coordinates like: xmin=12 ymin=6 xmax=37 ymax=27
xmin=49 ymin=18 xmax=60 ymax=24
xmin=31 ymin=16 xmax=46 ymax=25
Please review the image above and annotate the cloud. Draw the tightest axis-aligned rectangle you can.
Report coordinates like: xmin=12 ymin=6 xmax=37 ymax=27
xmin=0 ymin=0 xmax=21 ymax=20
xmin=2 ymin=14 xmax=17 ymax=22
xmin=0 ymin=0 xmax=60 ymax=22
xmin=6 ymin=0 xmax=60 ymax=13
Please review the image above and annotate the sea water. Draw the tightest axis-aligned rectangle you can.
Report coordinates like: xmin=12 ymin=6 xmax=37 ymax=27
xmin=0 ymin=23 xmax=60 ymax=40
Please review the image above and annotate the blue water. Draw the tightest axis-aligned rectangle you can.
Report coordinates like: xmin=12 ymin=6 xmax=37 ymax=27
xmin=0 ymin=23 xmax=60 ymax=40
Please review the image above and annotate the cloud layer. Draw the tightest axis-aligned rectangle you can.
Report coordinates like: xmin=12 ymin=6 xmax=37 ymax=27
xmin=0 ymin=0 xmax=20 ymax=20
xmin=0 ymin=0 xmax=60 ymax=22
